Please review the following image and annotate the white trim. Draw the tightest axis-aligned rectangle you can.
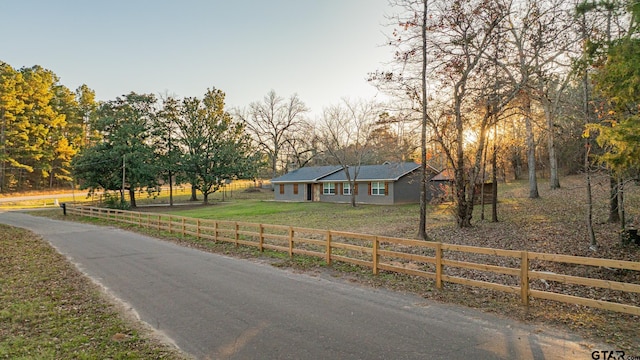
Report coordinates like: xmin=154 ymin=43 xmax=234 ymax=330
xmin=323 ymin=182 xmax=336 ymax=195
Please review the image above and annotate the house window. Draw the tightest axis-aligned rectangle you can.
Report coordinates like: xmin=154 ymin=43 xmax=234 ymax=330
xmin=279 ymin=184 xmax=284 ymax=194
xmin=293 ymin=184 xmax=299 ymax=195
xmin=371 ymin=181 xmax=386 ymax=196
xmin=343 ymin=182 xmax=351 ymax=195
xmin=323 ymin=182 xmax=335 ymax=195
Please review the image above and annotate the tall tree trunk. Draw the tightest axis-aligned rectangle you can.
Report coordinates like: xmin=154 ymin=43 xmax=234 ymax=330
xmin=578 ymin=10 xmax=597 ymax=250
xmin=608 ymin=173 xmax=619 ymax=222
xmin=128 ymin=188 xmax=137 ymax=208
xmin=618 ymin=179 xmax=627 ymax=245
xmin=480 ymin=133 xmax=488 ymax=221
xmin=524 ymin=95 xmax=539 ymax=198
xmin=350 ymin=183 xmax=357 ymax=207
xmin=454 ymin=148 xmax=470 ymax=228
xmin=618 ymin=179 xmax=625 ymax=231
xmin=203 ymin=192 xmax=209 ymax=205
xmin=491 ymin=122 xmax=498 ymax=223
xmin=585 ymin=144 xmax=596 ymax=250
xmin=418 ymin=0 xmax=429 ymax=240
xmin=169 ymin=170 xmax=174 ymax=207
xmin=454 ymin=107 xmax=470 ymax=228
xmin=271 ymin=152 xmax=278 ymax=179
xmin=465 ymin=123 xmax=488 ymax=227
xmin=583 ymin=64 xmax=597 ymax=250
xmin=545 ymin=110 xmax=560 ymax=189
xmin=190 ymin=184 xmax=198 ymax=201
xmin=346 ymin=172 xmax=357 ymax=208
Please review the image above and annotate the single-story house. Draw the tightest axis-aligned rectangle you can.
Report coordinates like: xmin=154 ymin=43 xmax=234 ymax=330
xmin=270 ymin=162 xmax=442 ymax=204
xmin=270 ymin=165 xmax=342 ymax=202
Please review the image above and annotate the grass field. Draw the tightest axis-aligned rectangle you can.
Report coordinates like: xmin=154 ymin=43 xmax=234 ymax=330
xmin=143 ymin=175 xmax=640 ymax=252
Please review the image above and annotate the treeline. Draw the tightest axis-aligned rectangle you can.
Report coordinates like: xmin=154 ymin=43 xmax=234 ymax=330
xmin=365 ymin=0 xmax=640 ymax=233
xmin=71 ymin=89 xmax=260 ymax=207
xmin=0 ymin=62 xmax=96 ymax=192
xmin=0 ymin=61 xmax=260 ymax=203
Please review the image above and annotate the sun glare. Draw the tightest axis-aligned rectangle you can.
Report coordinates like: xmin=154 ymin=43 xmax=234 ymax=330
xmin=463 ymin=129 xmax=479 ymax=146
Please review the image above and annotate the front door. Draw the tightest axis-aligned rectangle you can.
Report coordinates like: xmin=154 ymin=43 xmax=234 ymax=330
xmin=306 ymin=184 xmax=312 ymax=201
xmin=313 ymin=184 xmax=321 ymax=202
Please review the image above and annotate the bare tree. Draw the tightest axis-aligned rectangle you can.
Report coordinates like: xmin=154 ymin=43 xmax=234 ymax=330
xmin=235 ymin=90 xmax=309 ymax=179
xmin=418 ymin=0 xmax=430 ymax=238
xmin=280 ymin=120 xmax=319 ymax=170
xmin=521 ymin=92 xmax=540 ymax=198
xmin=378 ymin=0 xmax=522 ymax=228
xmin=507 ymin=0 xmax=579 ymax=192
xmin=576 ymin=4 xmax=598 ymax=250
xmin=317 ymin=99 xmax=379 ymax=207
xmin=373 ymin=0 xmax=434 ymax=237
xmin=428 ymin=0 xmax=521 ymax=227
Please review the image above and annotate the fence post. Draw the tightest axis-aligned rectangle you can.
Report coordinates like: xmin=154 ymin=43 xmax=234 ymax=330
xmin=168 ymin=215 xmax=172 ymax=234
xmin=157 ymin=215 xmax=161 ymax=231
xmin=215 ymin=222 xmax=219 ymax=242
xmin=326 ymin=231 xmax=332 ymax=265
xmin=372 ymin=236 xmax=379 ymax=275
xmin=288 ymin=227 xmax=294 ymax=258
xmin=521 ymin=251 xmax=529 ymax=307
xmin=181 ymin=218 xmax=186 ymax=238
xmin=435 ymin=242 xmax=443 ymax=290
xmin=235 ymin=222 xmax=239 ymax=247
xmin=197 ymin=219 xmax=201 ymax=239
xmin=259 ymin=224 xmax=264 ymax=252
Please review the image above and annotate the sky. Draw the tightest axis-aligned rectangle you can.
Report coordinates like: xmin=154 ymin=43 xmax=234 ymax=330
xmin=1 ymin=0 xmax=394 ymax=119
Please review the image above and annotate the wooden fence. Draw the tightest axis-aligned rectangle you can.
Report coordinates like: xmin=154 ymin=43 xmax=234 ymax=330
xmin=66 ymin=204 xmax=640 ymax=315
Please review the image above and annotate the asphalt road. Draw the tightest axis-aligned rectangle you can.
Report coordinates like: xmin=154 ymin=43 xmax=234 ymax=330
xmin=0 ymin=211 xmax=600 ymax=359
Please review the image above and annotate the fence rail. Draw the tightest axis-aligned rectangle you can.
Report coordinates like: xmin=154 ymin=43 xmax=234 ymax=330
xmin=66 ymin=204 xmax=640 ymax=315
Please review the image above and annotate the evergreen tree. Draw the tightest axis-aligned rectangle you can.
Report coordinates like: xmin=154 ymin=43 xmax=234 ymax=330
xmin=73 ymin=92 xmax=160 ymax=207
xmin=176 ymin=88 xmax=258 ymax=204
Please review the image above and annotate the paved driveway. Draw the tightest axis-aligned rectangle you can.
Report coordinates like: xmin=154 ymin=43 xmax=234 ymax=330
xmin=0 ymin=211 xmax=599 ymax=359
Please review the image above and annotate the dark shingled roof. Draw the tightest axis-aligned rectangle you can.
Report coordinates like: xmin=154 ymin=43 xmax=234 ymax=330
xmin=319 ymin=162 xmax=423 ymax=182
xmin=270 ymin=165 xmax=342 ymax=183
xmin=431 ymin=169 xmax=454 ymax=181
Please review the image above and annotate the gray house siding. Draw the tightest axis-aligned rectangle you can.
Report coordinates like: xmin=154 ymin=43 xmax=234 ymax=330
xmin=318 ymin=182 xmax=351 ymax=203
xmin=393 ymin=172 xmax=421 ymax=203
xmin=318 ymin=181 xmax=396 ymax=205
xmin=271 ymin=162 xmax=440 ymax=205
xmin=274 ymin=183 xmax=308 ymax=201
xmin=315 ymin=182 xmax=357 ymax=204
xmin=360 ymin=181 xmax=394 ymax=205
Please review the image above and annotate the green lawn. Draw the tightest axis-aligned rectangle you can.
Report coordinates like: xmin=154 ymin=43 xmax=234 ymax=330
xmin=159 ymin=199 xmax=426 ymax=237
xmin=147 ymin=180 xmax=529 ymax=237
